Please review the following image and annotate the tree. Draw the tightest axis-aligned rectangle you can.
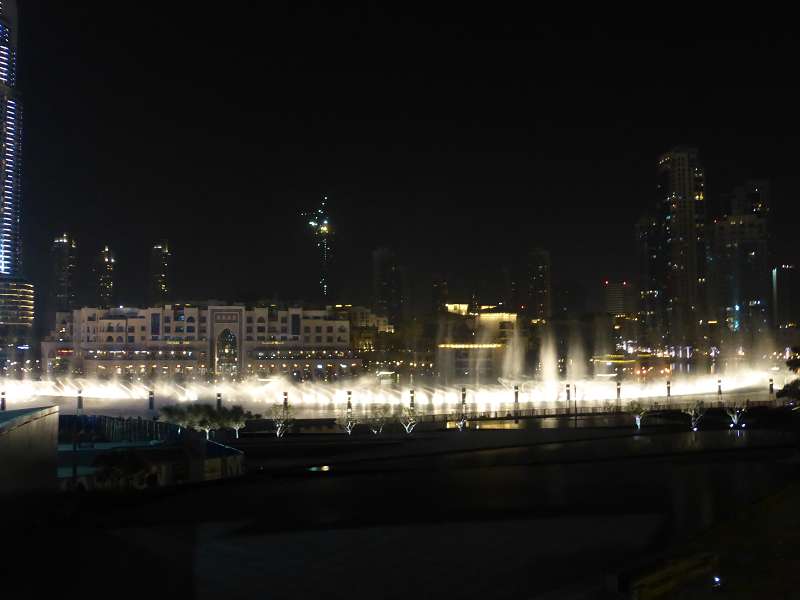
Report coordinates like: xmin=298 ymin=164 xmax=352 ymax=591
xmin=368 ymin=406 xmax=387 ymax=435
xmin=399 ymin=405 xmax=417 ymax=434
xmin=160 ymin=404 xmax=192 ymax=434
xmin=271 ymin=400 xmax=293 ymax=438
xmin=627 ymin=400 xmax=648 ymax=430
xmin=189 ymin=404 xmax=217 ymax=440
xmin=684 ymin=400 xmax=706 ymax=431
xmin=226 ymin=406 xmax=250 ymax=439
xmin=726 ymin=401 xmax=748 ymax=429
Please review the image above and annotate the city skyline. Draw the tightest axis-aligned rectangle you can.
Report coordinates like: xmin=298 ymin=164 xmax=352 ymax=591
xmin=8 ymin=4 xmax=800 ymax=314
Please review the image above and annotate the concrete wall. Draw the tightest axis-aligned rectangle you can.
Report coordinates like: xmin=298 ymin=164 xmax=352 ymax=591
xmin=0 ymin=406 xmax=59 ymax=496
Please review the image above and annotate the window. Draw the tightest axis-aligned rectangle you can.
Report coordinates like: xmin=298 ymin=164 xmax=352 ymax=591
xmin=280 ymin=326 xmax=287 ymax=333
xmin=106 ymin=336 xmax=114 ymax=342
xmin=268 ymin=326 xmax=276 ymax=333
xmin=280 ymin=316 xmax=287 ymax=324
xmin=257 ymin=326 xmax=265 ymax=333
xmin=257 ymin=336 xmax=265 ymax=341
xmin=164 ymin=326 xmax=171 ymax=333
xmin=140 ymin=336 xmax=145 ymax=341
xmin=164 ymin=316 xmax=171 ymax=323
xmin=315 ymin=326 xmax=322 ymax=333
xmin=151 ymin=335 xmax=159 ymax=341
xmin=200 ymin=316 xmax=207 ymax=324
xmin=116 ymin=336 xmax=124 ymax=343
xmin=175 ymin=326 xmax=184 ymax=333
xmin=199 ymin=327 xmax=207 ymax=334
xmin=127 ymin=336 xmax=134 ymax=343
xmin=246 ymin=316 xmax=253 ymax=324
xmin=315 ymin=336 xmax=322 ymax=343
xmin=186 ymin=316 xmax=195 ymax=323
xmin=257 ymin=316 xmax=266 ymax=323
xmin=338 ymin=326 xmax=346 ymax=333
xmin=326 ymin=326 xmax=333 ymax=333
xmin=304 ymin=326 xmax=310 ymax=333
xmin=140 ymin=326 xmax=146 ymax=332
xmin=128 ymin=325 xmax=135 ymax=332
xmin=327 ymin=336 xmax=333 ymax=343
xmin=187 ymin=325 xmax=195 ymax=333
xmin=246 ymin=326 xmax=253 ymax=333
xmin=151 ymin=314 xmax=160 ymax=335
xmin=176 ymin=313 xmax=185 ymax=321
xmin=280 ymin=335 xmax=287 ymax=341
xmin=304 ymin=336 xmax=310 ymax=343
xmin=246 ymin=336 xmax=254 ymax=341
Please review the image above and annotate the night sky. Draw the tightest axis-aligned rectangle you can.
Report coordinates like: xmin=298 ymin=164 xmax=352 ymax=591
xmin=16 ymin=3 xmax=800 ymax=313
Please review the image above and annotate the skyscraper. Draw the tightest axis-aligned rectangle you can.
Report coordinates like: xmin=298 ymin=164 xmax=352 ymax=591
xmin=305 ymin=196 xmax=332 ymax=300
xmin=0 ymin=1 xmax=34 ymax=359
xmin=527 ymin=249 xmax=551 ymax=322
xmin=710 ymin=180 xmax=771 ymax=337
xmin=50 ymin=233 xmax=77 ymax=312
xmin=96 ymin=246 xmax=115 ymax=308
xmin=656 ymin=147 xmax=707 ymax=346
xmin=372 ymin=247 xmax=404 ymax=328
xmin=149 ymin=241 xmax=170 ymax=305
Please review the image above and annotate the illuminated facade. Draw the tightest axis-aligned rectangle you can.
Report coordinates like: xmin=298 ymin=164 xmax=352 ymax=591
xmin=42 ymin=303 xmax=357 ymax=379
xmin=149 ymin=241 xmax=170 ymax=305
xmin=0 ymin=1 xmax=34 ymax=361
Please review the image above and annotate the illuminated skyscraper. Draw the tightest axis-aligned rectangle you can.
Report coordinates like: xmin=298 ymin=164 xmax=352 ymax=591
xmin=50 ymin=233 xmax=77 ymax=312
xmin=656 ymin=147 xmax=707 ymax=347
xmin=305 ymin=196 xmax=332 ymax=300
xmin=372 ymin=247 xmax=404 ymax=328
xmin=0 ymin=1 xmax=34 ymax=359
xmin=95 ymin=246 xmax=116 ymax=308
xmin=527 ymin=248 xmax=551 ymax=321
xmin=149 ymin=241 xmax=170 ymax=305
xmin=0 ymin=0 xmax=21 ymax=278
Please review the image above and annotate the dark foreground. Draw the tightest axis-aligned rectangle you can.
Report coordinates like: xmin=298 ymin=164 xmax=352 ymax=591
xmin=6 ymin=423 xmax=800 ymax=599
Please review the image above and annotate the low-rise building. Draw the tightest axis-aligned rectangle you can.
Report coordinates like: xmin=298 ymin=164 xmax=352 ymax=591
xmin=42 ymin=303 xmax=360 ymax=381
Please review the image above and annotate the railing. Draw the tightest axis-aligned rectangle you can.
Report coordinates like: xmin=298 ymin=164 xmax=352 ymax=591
xmin=59 ymin=414 xmax=180 ymax=444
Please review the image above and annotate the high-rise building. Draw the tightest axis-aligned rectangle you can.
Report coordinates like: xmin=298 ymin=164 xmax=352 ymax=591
xmin=372 ymin=247 xmax=404 ymax=328
xmin=50 ymin=233 xmax=77 ymax=312
xmin=305 ymin=196 xmax=332 ymax=300
xmin=603 ymin=280 xmax=637 ymax=316
xmin=656 ymin=147 xmax=708 ymax=346
xmin=635 ymin=214 xmax=666 ymax=349
xmin=0 ymin=1 xmax=34 ymax=361
xmin=149 ymin=241 xmax=170 ymax=305
xmin=527 ymin=248 xmax=551 ymax=322
xmin=95 ymin=246 xmax=115 ymax=308
xmin=709 ymin=180 xmax=772 ymax=337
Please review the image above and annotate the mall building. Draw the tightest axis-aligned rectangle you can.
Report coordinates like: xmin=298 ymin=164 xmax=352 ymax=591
xmin=41 ymin=303 xmax=360 ymax=380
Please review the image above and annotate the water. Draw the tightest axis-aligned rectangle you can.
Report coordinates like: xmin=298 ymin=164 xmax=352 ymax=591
xmin=1 ymin=367 xmax=777 ymax=419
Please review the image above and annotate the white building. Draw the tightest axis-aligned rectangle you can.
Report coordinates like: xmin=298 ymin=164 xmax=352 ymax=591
xmin=41 ymin=303 xmax=359 ymax=380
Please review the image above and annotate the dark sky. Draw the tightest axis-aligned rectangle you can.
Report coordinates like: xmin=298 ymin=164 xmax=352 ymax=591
xmin=15 ymin=3 xmax=800 ymax=312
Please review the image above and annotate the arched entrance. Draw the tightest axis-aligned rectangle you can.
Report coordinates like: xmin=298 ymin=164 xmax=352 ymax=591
xmin=216 ymin=328 xmax=239 ymax=377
